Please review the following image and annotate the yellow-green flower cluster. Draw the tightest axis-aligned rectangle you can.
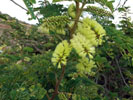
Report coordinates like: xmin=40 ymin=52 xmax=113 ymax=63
xmin=51 ymin=17 xmax=106 ymax=76
xmin=86 ymin=6 xmax=112 ymax=17
xmin=78 ymin=18 xmax=106 ymax=45
xmin=51 ymin=40 xmax=71 ymax=68
xmin=77 ymin=22 xmax=98 ymax=46
xmin=76 ymin=57 xmax=96 ymax=76
xmin=71 ymin=33 xmax=95 ymax=58
xmin=71 ymin=18 xmax=105 ymax=58
xmin=70 ymin=18 xmax=106 ymax=75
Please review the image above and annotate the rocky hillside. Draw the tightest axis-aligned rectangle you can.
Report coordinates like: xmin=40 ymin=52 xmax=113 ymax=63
xmin=0 ymin=12 xmax=52 ymax=54
xmin=0 ymin=11 xmax=32 ymax=34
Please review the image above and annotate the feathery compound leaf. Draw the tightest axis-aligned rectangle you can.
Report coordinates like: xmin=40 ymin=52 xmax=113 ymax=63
xmin=95 ymin=0 xmax=114 ymax=12
xmin=51 ymin=40 xmax=71 ymax=68
xmin=85 ymin=6 xmax=112 ymax=17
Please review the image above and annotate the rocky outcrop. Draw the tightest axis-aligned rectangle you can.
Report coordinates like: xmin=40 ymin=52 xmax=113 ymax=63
xmin=0 ymin=12 xmax=51 ymax=54
xmin=0 ymin=12 xmax=32 ymax=31
xmin=0 ymin=23 xmax=11 ymax=29
xmin=0 ymin=12 xmax=34 ymax=52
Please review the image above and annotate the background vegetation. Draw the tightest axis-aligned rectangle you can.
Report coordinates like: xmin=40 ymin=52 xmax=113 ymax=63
xmin=0 ymin=0 xmax=133 ymax=100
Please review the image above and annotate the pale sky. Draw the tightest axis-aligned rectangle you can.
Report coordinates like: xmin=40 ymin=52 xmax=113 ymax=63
xmin=0 ymin=0 xmax=133 ymax=25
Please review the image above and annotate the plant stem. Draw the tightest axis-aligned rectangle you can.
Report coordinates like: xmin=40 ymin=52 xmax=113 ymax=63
xmin=114 ymin=0 xmax=121 ymax=11
xmin=70 ymin=1 xmax=86 ymax=38
xmin=50 ymin=66 xmax=66 ymax=100
xmin=46 ymin=93 xmax=50 ymax=100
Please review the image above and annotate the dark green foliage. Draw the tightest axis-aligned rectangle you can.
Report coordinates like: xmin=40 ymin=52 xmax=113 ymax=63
xmin=0 ymin=0 xmax=133 ymax=100
xmin=33 ymin=1 xmax=67 ymax=24
xmin=92 ymin=8 xmax=133 ymax=99
xmin=39 ymin=3 xmax=67 ymax=18
xmin=23 ymin=0 xmax=36 ymax=19
xmin=93 ymin=26 xmax=133 ymax=99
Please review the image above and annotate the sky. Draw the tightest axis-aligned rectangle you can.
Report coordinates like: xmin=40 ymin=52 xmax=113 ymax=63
xmin=0 ymin=0 xmax=133 ymax=25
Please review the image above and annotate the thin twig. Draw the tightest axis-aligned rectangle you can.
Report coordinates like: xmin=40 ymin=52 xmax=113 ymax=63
xmin=114 ymin=0 xmax=121 ymax=11
xmin=46 ymin=93 xmax=50 ymax=100
xmin=10 ymin=0 xmax=40 ymax=23
xmin=122 ymin=0 xmax=128 ymax=7
xmin=70 ymin=0 xmax=86 ymax=38
xmin=10 ymin=0 xmax=28 ymax=11
xmin=115 ymin=58 xmax=129 ymax=87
